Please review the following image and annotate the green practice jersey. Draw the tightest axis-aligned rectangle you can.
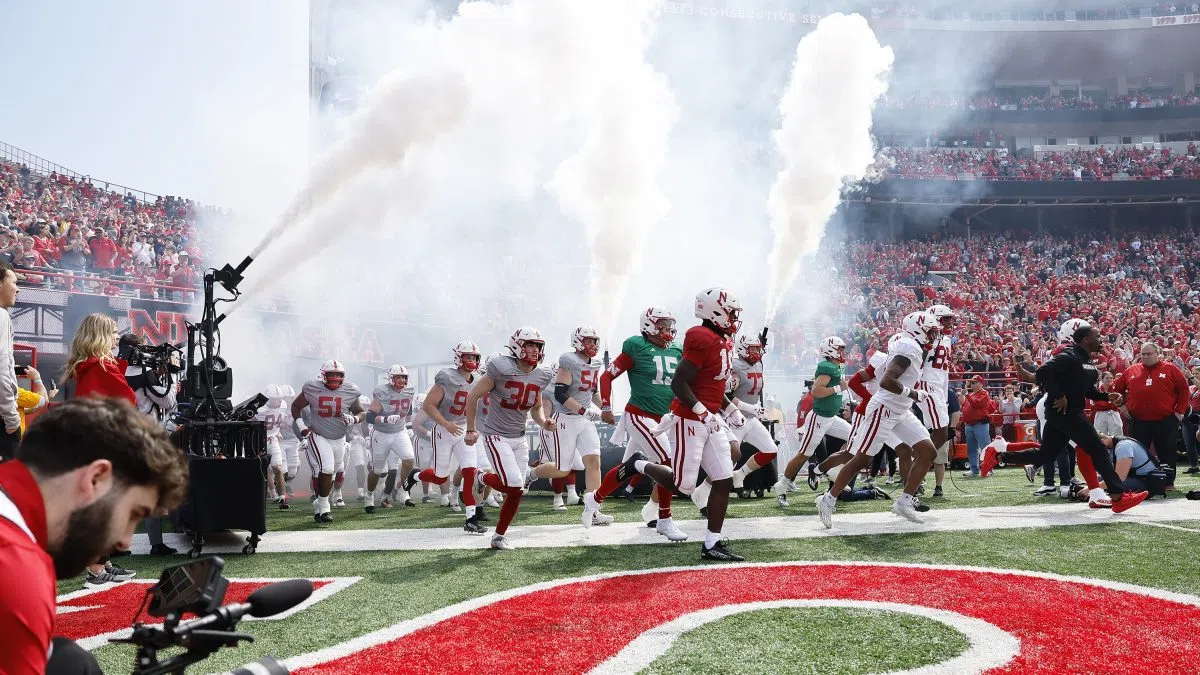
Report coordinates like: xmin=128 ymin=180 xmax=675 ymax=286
xmin=618 ymin=335 xmax=683 ymax=417
xmin=812 ymin=358 xmax=845 ymax=417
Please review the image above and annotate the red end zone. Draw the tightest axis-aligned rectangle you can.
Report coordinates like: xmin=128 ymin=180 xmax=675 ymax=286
xmin=288 ymin=563 xmax=1200 ymax=674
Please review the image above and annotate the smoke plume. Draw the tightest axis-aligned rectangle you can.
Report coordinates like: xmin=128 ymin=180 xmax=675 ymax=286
xmin=763 ymin=13 xmax=892 ymax=324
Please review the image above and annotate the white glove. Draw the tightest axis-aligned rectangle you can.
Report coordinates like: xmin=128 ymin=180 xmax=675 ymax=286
xmin=582 ymin=406 xmax=603 ymax=422
xmin=384 ymin=414 xmax=404 ymax=425
xmin=725 ymin=408 xmax=747 ymax=429
xmin=753 ymin=405 xmax=768 ymax=420
xmin=341 ymin=413 xmax=358 ymax=426
xmin=910 ymin=388 xmax=930 ymax=403
xmin=699 ymin=411 xmax=723 ymax=434
xmin=650 ymin=412 xmax=677 ymax=436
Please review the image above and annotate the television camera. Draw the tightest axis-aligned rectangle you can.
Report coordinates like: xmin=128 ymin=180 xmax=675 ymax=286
xmin=112 ymin=556 xmax=310 ymax=674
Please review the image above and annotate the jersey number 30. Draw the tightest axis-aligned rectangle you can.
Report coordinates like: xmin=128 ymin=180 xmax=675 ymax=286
xmin=500 ymin=382 xmax=542 ymax=411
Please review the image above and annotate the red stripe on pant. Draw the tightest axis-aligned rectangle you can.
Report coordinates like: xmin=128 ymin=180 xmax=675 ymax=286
xmin=853 ymin=407 xmax=885 ymax=456
xmin=484 ymin=436 xmax=509 ymax=486
xmin=796 ymin=410 xmax=821 ymax=457
xmin=630 ymin=414 xmax=669 ymax=464
xmin=673 ymin=420 xmax=685 ymax=489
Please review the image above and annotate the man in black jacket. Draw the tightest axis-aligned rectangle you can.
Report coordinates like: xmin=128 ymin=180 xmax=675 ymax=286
xmin=986 ymin=324 xmax=1148 ymax=513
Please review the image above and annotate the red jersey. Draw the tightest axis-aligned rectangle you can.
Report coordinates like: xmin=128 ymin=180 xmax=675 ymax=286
xmin=670 ymin=325 xmax=733 ymax=420
xmin=0 ymin=461 xmax=55 ymax=675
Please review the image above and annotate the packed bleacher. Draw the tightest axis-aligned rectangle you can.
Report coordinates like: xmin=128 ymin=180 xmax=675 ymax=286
xmin=0 ymin=159 xmax=219 ymax=299
xmin=770 ymin=232 xmax=1200 ymax=389
xmin=880 ymin=91 xmax=1200 ymax=112
xmin=875 ymin=145 xmax=1200 ymax=180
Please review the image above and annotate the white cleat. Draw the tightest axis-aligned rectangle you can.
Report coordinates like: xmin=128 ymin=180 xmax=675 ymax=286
xmin=816 ymin=492 xmax=836 ymax=529
xmin=490 ymin=534 xmax=514 ymax=551
xmin=566 ymin=491 xmax=582 ymax=506
xmin=581 ymin=493 xmax=599 ymax=528
xmin=332 ymin=498 xmax=346 ymax=508
xmin=553 ymin=496 xmax=567 ymax=512
xmin=777 ymin=492 xmax=789 ymax=507
xmin=641 ymin=499 xmax=658 ymax=525
xmin=892 ymin=494 xmax=925 ymax=524
xmin=486 ymin=494 xmax=501 ymax=508
xmin=656 ymin=517 xmax=688 ymax=542
xmin=440 ymin=494 xmax=451 ymax=507
xmin=775 ymin=476 xmax=796 ymax=496
xmin=591 ymin=510 xmax=614 ymax=526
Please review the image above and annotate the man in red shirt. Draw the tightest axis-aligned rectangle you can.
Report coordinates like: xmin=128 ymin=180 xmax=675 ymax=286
xmin=666 ymin=287 xmax=744 ymax=562
xmin=1112 ymin=342 xmax=1190 ymax=486
xmin=0 ymin=399 xmax=189 ymax=674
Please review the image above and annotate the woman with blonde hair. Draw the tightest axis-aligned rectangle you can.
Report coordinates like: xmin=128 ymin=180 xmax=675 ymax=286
xmin=62 ymin=313 xmax=136 ymax=406
xmin=62 ymin=313 xmax=141 ymax=585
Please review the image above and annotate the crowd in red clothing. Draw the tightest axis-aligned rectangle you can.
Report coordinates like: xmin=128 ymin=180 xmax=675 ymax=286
xmin=0 ymin=160 xmax=220 ymax=299
xmin=876 ymin=145 xmax=1200 ymax=180
xmin=770 ymin=232 xmax=1200 ymax=390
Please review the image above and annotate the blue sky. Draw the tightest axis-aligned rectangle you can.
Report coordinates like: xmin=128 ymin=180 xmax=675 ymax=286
xmin=0 ymin=1 xmax=309 ymax=204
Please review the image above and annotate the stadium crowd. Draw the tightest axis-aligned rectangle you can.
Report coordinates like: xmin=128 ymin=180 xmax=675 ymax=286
xmin=868 ymin=1 xmax=1200 ymax=21
xmin=881 ymin=91 xmax=1200 ymax=112
xmin=0 ymin=160 xmax=214 ymax=298
xmin=876 ymin=145 xmax=1200 ymax=180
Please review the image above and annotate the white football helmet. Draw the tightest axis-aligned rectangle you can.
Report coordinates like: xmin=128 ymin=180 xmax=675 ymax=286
xmin=736 ymin=333 xmax=764 ymax=364
xmin=820 ymin=336 xmax=847 ymax=363
xmin=320 ymin=359 xmax=346 ymax=390
xmin=640 ymin=306 xmax=677 ymax=346
xmin=280 ymin=384 xmax=296 ymax=399
xmin=506 ymin=326 xmax=546 ymax=365
xmin=927 ymin=304 xmax=955 ymax=331
xmin=387 ymin=364 xmax=409 ymax=388
xmin=452 ymin=340 xmax=481 ymax=371
xmin=264 ymin=384 xmax=283 ymax=399
xmin=1057 ymin=318 xmax=1091 ymax=344
xmin=694 ymin=287 xmax=742 ymax=336
xmin=572 ymin=326 xmax=600 ymax=358
xmin=901 ymin=311 xmax=939 ymax=347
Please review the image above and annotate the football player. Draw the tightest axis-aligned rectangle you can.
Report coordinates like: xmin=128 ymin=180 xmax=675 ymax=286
xmin=816 ymin=312 xmax=941 ymax=529
xmin=776 ymin=336 xmax=851 ymax=499
xmin=278 ymin=384 xmax=300 ymax=498
xmin=531 ymin=327 xmax=616 ymax=526
xmin=291 ymin=360 xmax=365 ymax=523
xmin=727 ymin=332 xmax=780 ymax=496
xmin=465 ymin=327 xmax=556 ymax=550
xmin=662 ymin=288 xmax=746 ymax=561
xmin=364 ymin=364 xmax=417 ymax=512
xmin=256 ymin=384 xmax=290 ymax=510
xmin=410 ymin=395 xmax=443 ymax=504
xmin=910 ymin=304 xmax=956 ymax=491
xmin=420 ymin=340 xmax=488 ymax=534
xmin=587 ymin=306 xmax=684 ymax=541
xmin=345 ymin=395 xmax=371 ymax=503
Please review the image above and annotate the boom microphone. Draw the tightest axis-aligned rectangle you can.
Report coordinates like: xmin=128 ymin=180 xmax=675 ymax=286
xmin=164 ymin=580 xmax=314 ymax=648
xmin=247 ymin=579 xmax=314 ymax=618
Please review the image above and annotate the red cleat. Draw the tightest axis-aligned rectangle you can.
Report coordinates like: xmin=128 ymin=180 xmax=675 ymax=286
xmin=980 ymin=446 xmax=999 ymax=478
xmin=1110 ymin=490 xmax=1149 ymax=513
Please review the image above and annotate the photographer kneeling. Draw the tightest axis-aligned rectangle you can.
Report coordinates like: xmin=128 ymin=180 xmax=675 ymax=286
xmin=0 ymin=398 xmax=189 ymax=674
xmin=119 ymin=334 xmax=182 ymax=556
xmin=1098 ymin=434 xmax=1173 ymax=495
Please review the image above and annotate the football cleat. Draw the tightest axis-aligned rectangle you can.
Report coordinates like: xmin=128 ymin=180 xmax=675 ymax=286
xmin=871 ymin=486 xmax=892 ymax=500
xmin=402 ymin=469 xmax=420 ymax=493
xmin=807 ymin=465 xmax=821 ymax=491
xmin=553 ymin=495 xmax=567 ymax=512
xmin=817 ymin=492 xmax=836 ymax=529
xmin=777 ymin=492 xmax=789 ymax=507
xmin=1023 ymin=464 xmax=1037 ymax=484
xmin=333 ymin=498 xmax=346 ymax=508
xmin=701 ymin=540 xmax=745 ymax=562
xmin=591 ymin=510 xmax=614 ymax=526
xmin=364 ymin=505 xmax=376 ymax=514
xmin=892 ymin=495 xmax=925 ymax=523
xmin=980 ymin=446 xmax=999 ymax=478
xmin=449 ymin=502 xmax=462 ymax=513
xmin=380 ymin=497 xmax=394 ymax=509
xmin=464 ymin=518 xmax=487 ymax=535
xmin=404 ymin=498 xmax=415 ymax=507
xmin=656 ymin=517 xmax=688 ymax=542
xmin=422 ymin=494 xmax=436 ymax=504
xmin=278 ymin=500 xmax=290 ymax=510
xmin=490 ymin=534 xmax=514 ymax=551
xmin=581 ymin=493 xmax=599 ymax=528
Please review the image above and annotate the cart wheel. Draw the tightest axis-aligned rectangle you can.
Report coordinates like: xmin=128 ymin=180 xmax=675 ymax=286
xmin=187 ymin=547 xmax=202 ymax=559
xmin=242 ymin=544 xmax=256 ymax=555
xmin=756 ymin=490 xmax=765 ymax=499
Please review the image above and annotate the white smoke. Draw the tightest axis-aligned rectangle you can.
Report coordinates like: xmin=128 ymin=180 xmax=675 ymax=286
xmin=763 ymin=13 xmax=893 ymax=324
xmin=547 ymin=3 xmax=678 ymax=344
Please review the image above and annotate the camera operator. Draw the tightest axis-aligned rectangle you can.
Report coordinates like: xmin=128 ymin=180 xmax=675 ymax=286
xmin=118 ymin=333 xmax=182 ymax=556
xmin=0 ymin=398 xmax=189 ymax=675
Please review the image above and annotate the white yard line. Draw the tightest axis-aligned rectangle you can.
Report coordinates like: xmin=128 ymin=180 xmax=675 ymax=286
xmin=126 ymin=499 xmax=1199 ymax=555
xmin=1137 ymin=520 xmax=1200 ymax=534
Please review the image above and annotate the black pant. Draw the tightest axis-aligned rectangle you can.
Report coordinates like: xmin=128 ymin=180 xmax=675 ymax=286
xmin=46 ymin=637 xmax=103 ymax=675
xmin=1129 ymin=416 xmax=1179 ymax=471
xmin=0 ymin=428 xmax=19 ymax=462
xmin=1042 ymin=447 xmax=1075 ymax=487
xmin=1001 ymin=411 xmax=1128 ymax=494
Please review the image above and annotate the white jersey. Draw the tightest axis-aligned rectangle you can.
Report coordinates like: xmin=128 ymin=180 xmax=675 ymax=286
xmin=255 ymin=404 xmax=289 ymax=440
xmin=874 ymin=335 xmax=926 ymax=413
xmin=919 ymin=335 xmax=952 ymax=398
xmin=865 ymin=351 xmax=889 ymax=397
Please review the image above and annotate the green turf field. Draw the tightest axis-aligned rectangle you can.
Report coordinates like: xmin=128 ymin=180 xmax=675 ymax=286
xmin=70 ymin=520 xmax=1200 ymax=674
